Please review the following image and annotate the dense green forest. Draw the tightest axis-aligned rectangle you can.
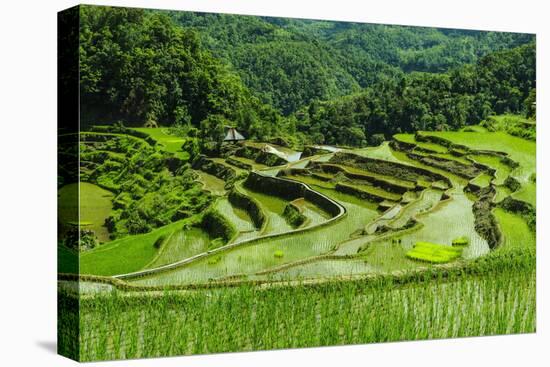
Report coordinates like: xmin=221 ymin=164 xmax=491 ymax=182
xmin=79 ymin=6 xmax=535 ymax=147
xmin=170 ymin=12 xmax=533 ymax=114
xmin=297 ymin=43 xmax=536 ymax=145
xmin=79 ymin=7 xmax=285 ymax=140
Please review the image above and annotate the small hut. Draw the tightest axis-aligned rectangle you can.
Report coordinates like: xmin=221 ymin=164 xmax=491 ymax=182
xmin=223 ymin=127 xmax=245 ymax=142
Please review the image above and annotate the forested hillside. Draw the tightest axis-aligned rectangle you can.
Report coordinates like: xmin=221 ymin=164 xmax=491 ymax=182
xmin=296 ymin=43 xmax=536 ymax=145
xmin=79 ymin=6 xmax=285 ymax=140
xmin=170 ymin=12 xmax=533 ymax=114
xmin=79 ymin=6 xmax=535 ymax=147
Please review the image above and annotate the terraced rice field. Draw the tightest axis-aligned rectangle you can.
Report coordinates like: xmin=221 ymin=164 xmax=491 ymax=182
xmin=194 ymin=170 xmax=226 ymax=196
xmin=132 ymin=127 xmax=188 ymax=159
xmin=387 ymin=188 xmax=442 ymax=229
xmin=394 ymin=133 xmax=448 ymax=153
xmin=76 ymin=126 xmax=534 ymax=286
xmin=130 ymin=189 xmax=379 ymax=286
xmin=513 ymin=182 xmax=536 ymax=206
xmin=215 ymin=198 xmax=256 ymax=233
xmin=425 ymin=131 xmax=535 ymax=182
xmin=238 ymin=185 xmax=295 ymax=236
xmin=144 ymin=227 xmax=211 ymax=268
xmin=469 ymin=154 xmax=512 ymax=185
xmin=292 ymin=198 xmax=332 ymax=226
xmin=351 ymin=142 xmax=403 ymax=163
xmin=493 ymin=208 xmax=535 ymax=250
xmin=63 ymin=124 xmax=536 ymax=362
xmin=470 ymin=173 xmax=493 ymax=188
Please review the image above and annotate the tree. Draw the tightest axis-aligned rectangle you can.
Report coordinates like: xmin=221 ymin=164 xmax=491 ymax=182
xmin=524 ymin=89 xmax=536 ymax=119
xmin=199 ymin=114 xmax=227 ymax=144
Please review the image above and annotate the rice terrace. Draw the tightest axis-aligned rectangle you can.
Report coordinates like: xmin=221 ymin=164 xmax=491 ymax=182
xmin=58 ymin=5 xmax=536 ymax=362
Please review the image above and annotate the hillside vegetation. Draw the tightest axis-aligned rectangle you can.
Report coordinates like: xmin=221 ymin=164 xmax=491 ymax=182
xmin=79 ymin=6 xmax=535 ymax=147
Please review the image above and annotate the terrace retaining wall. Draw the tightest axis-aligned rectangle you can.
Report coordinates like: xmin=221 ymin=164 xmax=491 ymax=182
xmin=228 ymin=189 xmax=266 ymax=229
xmin=193 ymin=155 xmax=236 ymax=183
xmin=472 ymin=186 xmax=502 ymax=249
xmin=329 ymin=151 xmax=452 ymax=187
xmin=226 ymin=157 xmax=253 ymax=171
xmin=309 ymin=162 xmax=414 ymax=194
xmin=335 ymin=182 xmax=386 ymax=203
xmin=498 ymin=196 xmax=536 ymax=232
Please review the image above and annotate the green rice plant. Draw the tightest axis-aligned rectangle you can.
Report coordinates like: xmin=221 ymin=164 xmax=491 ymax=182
xmin=267 ymin=258 xmax=376 ymax=280
xmin=425 ymin=130 xmax=535 ymax=183
xmin=432 ymin=153 xmax=471 ymax=165
xmin=461 ymin=125 xmax=488 ymax=133
xmin=67 ymin=254 xmax=535 ymax=361
xmin=406 ymin=241 xmax=462 ymax=263
xmin=391 ymin=193 xmax=489 ymax=260
xmin=350 ymin=142 xmax=404 ymax=163
xmin=388 ymin=188 xmax=442 ymax=229
xmin=512 ymin=182 xmax=536 ymax=206
xmin=207 ymin=255 xmax=222 ymax=265
xmin=209 ymin=238 xmax=225 ymax=250
xmin=238 ymin=184 xmax=294 ymax=236
xmin=493 ymin=186 xmax=511 ymax=203
xmin=326 ymin=163 xmax=417 ymax=190
xmin=298 ymin=200 xmax=332 ymax=226
xmin=215 ymin=198 xmax=256 ymax=232
xmin=285 ymin=175 xmax=336 ymax=189
xmin=452 ymin=236 xmax=469 ymax=246
xmin=342 ymin=182 xmax=402 ymax=202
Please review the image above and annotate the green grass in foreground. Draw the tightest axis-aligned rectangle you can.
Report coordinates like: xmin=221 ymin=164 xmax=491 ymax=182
xmin=406 ymin=241 xmax=462 ymax=263
xmin=61 ymin=260 xmax=535 ymax=361
xmin=58 ymin=182 xmax=114 ymax=242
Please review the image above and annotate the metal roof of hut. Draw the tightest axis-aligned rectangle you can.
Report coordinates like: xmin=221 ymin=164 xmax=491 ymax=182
xmin=224 ymin=127 xmax=245 ymax=142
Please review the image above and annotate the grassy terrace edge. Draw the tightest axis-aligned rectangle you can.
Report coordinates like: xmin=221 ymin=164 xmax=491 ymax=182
xmin=59 ymin=245 xmax=535 ymax=292
xmin=109 ymin=172 xmax=347 ymax=280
